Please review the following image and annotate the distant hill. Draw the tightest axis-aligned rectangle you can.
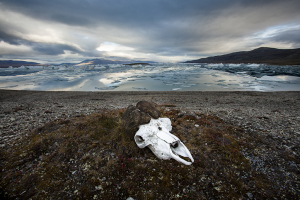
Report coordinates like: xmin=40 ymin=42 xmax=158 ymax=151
xmin=77 ymin=59 xmax=129 ymax=65
xmin=124 ymin=63 xmax=150 ymax=66
xmin=77 ymin=59 xmax=155 ymax=66
xmin=0 ymin=60 xmax=41 ymax=68
xmin=0 ymin=59 xmax=156 ymax=68
xmin=185 ymin=47 xmax=300 ymax=65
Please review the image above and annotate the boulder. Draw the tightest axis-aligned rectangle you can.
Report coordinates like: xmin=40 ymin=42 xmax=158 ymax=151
xmin=122 ymin=105 xmax=151 ymax=138
xmin=136 ymin=101 xmax=160 ymax=119
xmin=122 ymin=101 xmax=161 ymax=138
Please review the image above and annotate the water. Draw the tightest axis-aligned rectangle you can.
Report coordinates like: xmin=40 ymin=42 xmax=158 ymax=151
xmin=0 ymin=63 xmax=299 ymax=91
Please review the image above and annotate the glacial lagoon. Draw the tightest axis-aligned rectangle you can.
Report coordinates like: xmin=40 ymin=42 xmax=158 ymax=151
xmin=0 ymin=63 xmax=299 ymax=91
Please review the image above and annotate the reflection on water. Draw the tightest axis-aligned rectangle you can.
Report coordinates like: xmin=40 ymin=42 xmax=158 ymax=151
xmin=0 ymin=63 xmax=299 ymax=91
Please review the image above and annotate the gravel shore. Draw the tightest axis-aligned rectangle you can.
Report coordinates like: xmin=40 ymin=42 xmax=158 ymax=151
xmin=1 ymin=90 xmax=300 ymax=198
xmin=1 ymin=90 xmax=299 ymax=148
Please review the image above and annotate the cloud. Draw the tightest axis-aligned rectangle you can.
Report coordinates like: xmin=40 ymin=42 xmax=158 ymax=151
xmin=0 ymin=0 xmax=300 ymax=63
xmin=268 ymin=26 xmax=300 ymax=47
xmin=0 ymin=30 xmax=23 ymax=45
xmin=30 ymin=43 xmax=81 ymax=55
xmin=0 ymin=41 xmax=33 ymax=56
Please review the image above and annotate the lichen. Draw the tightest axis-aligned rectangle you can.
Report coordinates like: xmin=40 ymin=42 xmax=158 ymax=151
xmin=0 ymin=106 xmax=299 ymax=199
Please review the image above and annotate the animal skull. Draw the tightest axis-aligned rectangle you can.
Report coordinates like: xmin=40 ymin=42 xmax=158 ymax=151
xmin=134 ymin=118 xmax=194 ymax=165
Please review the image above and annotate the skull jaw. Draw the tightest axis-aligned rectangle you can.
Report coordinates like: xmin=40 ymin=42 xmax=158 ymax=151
xmin=148 ymin=141 xmax=194 ymax=165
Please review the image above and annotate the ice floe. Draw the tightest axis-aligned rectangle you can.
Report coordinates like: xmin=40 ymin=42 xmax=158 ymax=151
xmin=0 ymin=63 xmax=299 ymax=91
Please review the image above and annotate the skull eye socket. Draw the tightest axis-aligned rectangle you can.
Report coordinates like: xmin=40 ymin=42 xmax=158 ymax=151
xmin=171 ymin=141 xmax=178 ymax=148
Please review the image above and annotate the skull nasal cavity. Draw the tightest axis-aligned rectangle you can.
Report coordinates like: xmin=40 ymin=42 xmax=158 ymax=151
xmin=136 ymin=136 xmax=144 ymax=143
xmin=171 ymin=142 xmax=178 ymax=148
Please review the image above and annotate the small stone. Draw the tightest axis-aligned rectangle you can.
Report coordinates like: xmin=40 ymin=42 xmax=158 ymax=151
xmin=246 ymin=193 xmax=253 ymax=199
xmin=214 ymin=187 xmax=221 ymax=192
xmin=96 ymin=185 xmax=103 ymax=190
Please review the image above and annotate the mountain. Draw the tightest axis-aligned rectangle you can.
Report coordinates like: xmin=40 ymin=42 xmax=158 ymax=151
xmin=77 ymin=59 xmax=156 ymax=66
xmin=0 ymin=59 xmax=156 ymax=68
xmin=185 ymin=47 xmax=300 ymax=65
xmin=0 ymin=60 xmax=41 ymax=68
xmin=76 ymin=59 xmax=129 ymax=65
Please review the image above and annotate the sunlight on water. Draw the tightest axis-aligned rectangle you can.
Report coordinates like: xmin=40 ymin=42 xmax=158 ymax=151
xmin=0 ymin=63 xmax=299 ymax=91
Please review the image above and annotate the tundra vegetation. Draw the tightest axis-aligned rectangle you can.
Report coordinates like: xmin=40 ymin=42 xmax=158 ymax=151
xmin=0 ymin=104 xmax=299 ymax=199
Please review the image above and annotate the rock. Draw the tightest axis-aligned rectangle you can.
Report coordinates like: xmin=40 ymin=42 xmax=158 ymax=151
xmin=122 ymin=101 xmax=161 ymax=138
xmin=136 ymin=101 xmax=161 ymax=119
xmin=246 ymin=193 xmax=253 ymax=199
xmin=122 ymin=105 xmax=151 ymax=138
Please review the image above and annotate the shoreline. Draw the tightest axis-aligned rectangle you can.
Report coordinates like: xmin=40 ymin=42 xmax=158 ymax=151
xmin=1 ymin=90 xmax=299 ymax=148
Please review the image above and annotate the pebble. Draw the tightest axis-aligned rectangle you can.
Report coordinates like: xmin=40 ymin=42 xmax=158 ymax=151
xmin=0 ymin=91 xmax=299 ymax=155
xmin=0 ymin=90 xmax=299 ymax=199
xmin=246 ymin=193 xmax=253 ymax=199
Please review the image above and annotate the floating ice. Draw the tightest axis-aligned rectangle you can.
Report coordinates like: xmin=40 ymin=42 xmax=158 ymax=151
xmin=207 ymin=63 xmax=223 ymax=68
xmin=94 ymin=66 xmax=106 ymax=70
xmin=132 ymin=87 xmax=147 ymax=90
xmin=132 ymin=64 xmax=142 ymax=68
xmin=228 ymin=64 xmax=241 ymax=67
xmin=19 ymin=65 xmax=44 ymax=70
xmin=108 ymin=64 xmax=123 ymax=68
xmin=0 ymin=63 xmax=299 ymax=91
xmin=247 ymin=64 xmax=260 ymax=68
xmin=172 ymin=88 xmax=181 ymax=90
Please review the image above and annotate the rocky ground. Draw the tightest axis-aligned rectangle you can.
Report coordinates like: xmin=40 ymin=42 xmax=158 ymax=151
xmin=0 ymin=90 xmax=300 ymax=199
xmin=1 ymin=90 xmax=299 ymax=147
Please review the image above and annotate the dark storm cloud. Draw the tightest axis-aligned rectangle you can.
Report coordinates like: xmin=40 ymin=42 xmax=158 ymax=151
xmin=0 ymin=0 xmax=219 ymax=26
xmin=4 ymin=0 xmax=289 ymax=29
xmin=1 ymin=0 xmax=300 ymax=62
xmin=268 ymin=28 xmax=300 ymax=47
xmin=0 ymin=28 xmax=83 ymax=56
xmin=51 ymin=14 xmax=92 ymax=26
xmin=0 ymin=30 xmax=22 ymax=45
xmin=30 ymin=43 xmax=82 ymax=55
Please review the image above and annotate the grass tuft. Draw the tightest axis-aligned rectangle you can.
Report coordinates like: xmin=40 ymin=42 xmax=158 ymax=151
xmin=0 ymin=107 xmax=299 ymax=199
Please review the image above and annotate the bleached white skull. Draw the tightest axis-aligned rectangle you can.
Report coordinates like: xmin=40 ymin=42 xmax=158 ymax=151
xmin=134 ymin=117 xmax=194 ymax=165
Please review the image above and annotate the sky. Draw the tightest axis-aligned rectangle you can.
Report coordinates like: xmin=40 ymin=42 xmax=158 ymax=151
xmin=0 ymin=0 xmax=300 ymax=64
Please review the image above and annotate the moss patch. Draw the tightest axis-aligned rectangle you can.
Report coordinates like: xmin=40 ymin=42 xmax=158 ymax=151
xmin=0 ymin=106 xmax=299 ymax=199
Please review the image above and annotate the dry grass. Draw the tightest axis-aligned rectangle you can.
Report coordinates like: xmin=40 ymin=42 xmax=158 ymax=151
xmin=0 ymin=106 xmax=299 ymax=199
